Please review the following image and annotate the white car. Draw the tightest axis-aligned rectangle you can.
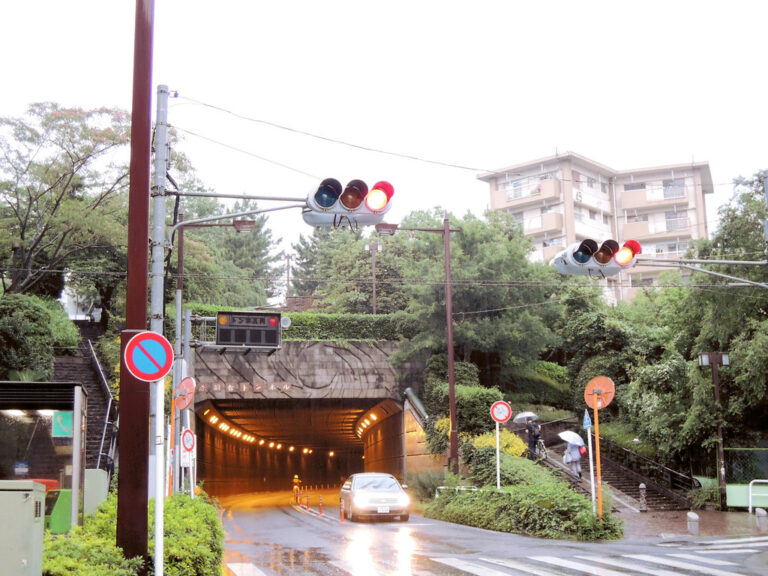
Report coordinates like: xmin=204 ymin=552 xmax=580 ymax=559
xmin=339 ymin=472 xmax=410 ymax=522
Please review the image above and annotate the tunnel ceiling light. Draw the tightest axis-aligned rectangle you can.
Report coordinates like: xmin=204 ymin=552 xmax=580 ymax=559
xmin=303 ymin=448 xmax=309 ymax=454
xmin=329 ymin=451 xmax=335 ymax=457
xmin=370 ymin=414 xmax=377 ymax=420
xmin=259 ymin=439 xmax=265 ymax=445
xmin=269 ymin=442 xmax=275 ymax=448
xmin=289 ymin=446 xmax=295 ymax=452
xmin=203 ymin=409 xmax=210 ymax=415
xmin=276 ymin=444 xmax=282 ymax=449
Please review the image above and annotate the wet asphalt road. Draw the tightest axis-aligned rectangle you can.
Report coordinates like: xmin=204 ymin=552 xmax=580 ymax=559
xmin=219 ymin=489 xmax=768 ymax=576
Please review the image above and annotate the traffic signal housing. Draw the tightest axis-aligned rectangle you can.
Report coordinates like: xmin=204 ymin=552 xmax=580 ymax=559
xmin=551 ymin=239 xmax=641 ymax=277
xmin=216 ymin=311 xmax=282 ymax=350
xmin=302 ymin=178 xmax=394 ymax=227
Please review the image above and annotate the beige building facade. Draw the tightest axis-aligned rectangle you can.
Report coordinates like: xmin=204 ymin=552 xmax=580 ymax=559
xmin=478 ymin=151 xmax=714 ymax=302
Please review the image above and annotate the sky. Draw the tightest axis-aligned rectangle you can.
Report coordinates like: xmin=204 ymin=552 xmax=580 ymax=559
xmin=3 ymin=1 xmax=768 ymax=255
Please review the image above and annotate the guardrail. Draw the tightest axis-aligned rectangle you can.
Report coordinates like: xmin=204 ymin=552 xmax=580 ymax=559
xmin=749 ymin=479 xmax=768 ymax=514
xmin=594 ymin=433 xmax=701 ymax=495
xmin=435 ymin=485 xmax=478 ymax=498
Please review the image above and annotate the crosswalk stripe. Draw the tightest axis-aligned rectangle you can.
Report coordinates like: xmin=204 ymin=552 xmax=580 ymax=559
xmin=531 ymin=556 xmax=629 ymax=576
xmin=703 ymin=536 xmax=768 ymax=545
xmin=669 ymin=553 xmax=739 ymax=566
xmin=431 ymin=557 xmax=515 ymax=576
xmin=481 ymin=557 xmax=566 ymax=576
xmin=625 ymin=554 xmax=748 ymax=576
xmin=575 ymin=554 xmax=682 ymax=576
xmin=226 ymin=563 xmax=269 ymax=576
xmin=330 ymin=560 xmax=382 ymax=575
xmin=699 ymin=541 xmax=768 ymax=550
xmin=698 ymin=549 xmax=759 ymax=555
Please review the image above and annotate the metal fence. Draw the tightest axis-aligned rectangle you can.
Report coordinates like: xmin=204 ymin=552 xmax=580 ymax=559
xmin=724 ymin=448 xmax=768 ymax=484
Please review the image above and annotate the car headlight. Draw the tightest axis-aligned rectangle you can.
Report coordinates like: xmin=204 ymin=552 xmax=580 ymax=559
xmin=398 ymin=493 xmax=410 ymax=507
xmin=353 ymin=494 xmax=370 ymax=507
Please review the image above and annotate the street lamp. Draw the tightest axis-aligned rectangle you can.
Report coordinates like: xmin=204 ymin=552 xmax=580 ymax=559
xmin=698 ymin=351 xmax=730 ymax=509
xmin=364 ymin=242 xmax=382 ymax=314
xmin=376 ymin=214 xmax=460 ymax=474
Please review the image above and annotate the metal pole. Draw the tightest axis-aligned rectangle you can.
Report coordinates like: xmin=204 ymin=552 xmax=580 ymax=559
xmin=117 ymin=1 xmax=154 ymax=570
xmin=495 ymin=421 xmax=501 ymax=490
xmin=149 ymin=84 xmax=170 ymax=576
xmin=444 ymin=213 xmax=458 ymax=475
xmin=371 ymin=245 xmax=377 ymax=314
xmin=711 ymin=354 xmax=728 ymax=509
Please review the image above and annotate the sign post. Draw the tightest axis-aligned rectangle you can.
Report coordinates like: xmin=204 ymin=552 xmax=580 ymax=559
xmin=490 ymin=401 xmax=512 ymax=489
xmin=583 ymin=409 xmax=596 ymax=515
xmin=584 ymin=376 xmax=615 ymax=519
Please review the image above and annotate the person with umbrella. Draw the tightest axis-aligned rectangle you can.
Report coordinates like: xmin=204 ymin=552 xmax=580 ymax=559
xmin=525 ymin=417 xmax=541 ymax=460
xmin=559 ymin=431 xmax=585 ymax=479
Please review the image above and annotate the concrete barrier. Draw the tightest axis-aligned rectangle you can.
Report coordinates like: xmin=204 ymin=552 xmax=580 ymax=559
xmin=755 ymin=508 xmax=767 ymax=532
xmin=687 ymin=511 xmax=699 ymax=535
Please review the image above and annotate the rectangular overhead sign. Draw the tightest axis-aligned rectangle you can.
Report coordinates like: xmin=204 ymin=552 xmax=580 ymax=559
xmin=216 ymin=312 xmax=281 ymax=350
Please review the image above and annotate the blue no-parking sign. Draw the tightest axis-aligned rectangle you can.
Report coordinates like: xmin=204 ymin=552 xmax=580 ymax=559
xmin=124 ymin=331 xmax=174 ymax=382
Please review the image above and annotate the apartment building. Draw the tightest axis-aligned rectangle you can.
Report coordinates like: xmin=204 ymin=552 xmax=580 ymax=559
xmin=478 ymin=151 xmax=714 ymax=302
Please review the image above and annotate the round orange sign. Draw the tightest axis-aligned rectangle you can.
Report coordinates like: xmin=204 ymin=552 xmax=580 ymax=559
xmin=584 ymin=376 xmax=615 ymax=410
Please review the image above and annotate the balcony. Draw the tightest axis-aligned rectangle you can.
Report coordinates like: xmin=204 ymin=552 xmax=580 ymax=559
xmin=524 ymin=212 xmax=564 ymax=236
xmin=491 ymin=178 xmax=561 ymax=211
xmin=622 ymin=219 xmax=693 ymax=242
xmin=621 ymin=187 xmax=689 ymax=211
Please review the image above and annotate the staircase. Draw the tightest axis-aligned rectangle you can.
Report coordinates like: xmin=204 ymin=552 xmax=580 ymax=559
xmin=600 ymin=459 xmax=688 ymax=510
xmin=53 ymin=323 xmax=116 ymax=473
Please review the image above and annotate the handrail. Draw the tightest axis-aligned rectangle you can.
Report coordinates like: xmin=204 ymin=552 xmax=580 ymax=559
xmin=435 ymin=485 xmax=478 ymax=498
xmin=593 ymin=432 xmax=701 ymax=494
xmin=88 ymin=339 xmax=114 ymax=471
xmin=749 ymin=479 xmax=768 ymax=514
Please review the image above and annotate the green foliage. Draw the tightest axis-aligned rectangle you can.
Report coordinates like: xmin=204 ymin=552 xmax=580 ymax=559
xmin=0 ymin=294 xmax=56 ymax=379
xmin=153 ymin=493 xmax=225 ymax=576
xmin=500 ymin=360 xmax=571 ymax=408
xmin=43 ymin=492 xmax=224 ymax=576
xmin=43 ymin=529 xmax=142 ymax=576
xmin=405 ymin=469 xmax=446 ymax=501
xmin=425 ymin=461 xmax=622 ymax=540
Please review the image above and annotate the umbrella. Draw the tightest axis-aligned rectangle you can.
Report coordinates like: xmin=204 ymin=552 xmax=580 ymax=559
xmin=513 ymin=411 xmax=538 ymax=424
xmin=558 ymin=430 xmax=584 ymax=446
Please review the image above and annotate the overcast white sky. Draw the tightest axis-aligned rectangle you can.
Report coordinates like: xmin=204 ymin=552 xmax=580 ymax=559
xmin=3 ymin=1 xmax=768 ymax=253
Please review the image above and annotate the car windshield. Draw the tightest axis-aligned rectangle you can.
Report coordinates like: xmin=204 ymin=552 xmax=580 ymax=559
xmin=354 ymin=477 xmax=399 ymax=491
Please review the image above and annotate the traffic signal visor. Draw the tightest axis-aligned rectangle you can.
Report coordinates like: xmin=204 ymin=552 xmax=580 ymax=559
xmin=551 ymin=239 xmax=642 ymax=277
xmin=303 ymin=178 xmax=394 ymax=227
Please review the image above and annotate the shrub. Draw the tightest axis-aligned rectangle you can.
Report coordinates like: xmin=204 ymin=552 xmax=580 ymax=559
xmin=405 ymin=469 xmax=446 ymax=501
xmin=43 ymin=492 xmax=224 ymax=576
xmin=0 ymin=294 xmax=56 ymax=380
xmin=424 ymin=466 xmax=623 ymax=540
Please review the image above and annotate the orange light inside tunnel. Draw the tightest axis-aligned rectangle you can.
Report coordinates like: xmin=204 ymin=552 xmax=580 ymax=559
xmin=259 ymin=439 xmax=265 ymax=445
xmin=329 ymin=451 xmax=335 ymax=457
xmin=269 ymin=442 xmax=275 ymax=448
xmin=289 ymin=446 xmax=295 ymax=452
xmin=370 ymin=413 xmax=377 ymax=420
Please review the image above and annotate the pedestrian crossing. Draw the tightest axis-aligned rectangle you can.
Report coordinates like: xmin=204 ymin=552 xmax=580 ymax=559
xmin=429 ymin=536 xmax=768 ymax=576
xmin=226 ymin=535 xmax=768 ymax=576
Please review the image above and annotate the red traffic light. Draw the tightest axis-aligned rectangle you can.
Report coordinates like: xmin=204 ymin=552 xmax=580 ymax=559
xmin=304 ymin=178 xmax=395 ymax=227
xmin=614 ymin=240 xmax=642 ymax=266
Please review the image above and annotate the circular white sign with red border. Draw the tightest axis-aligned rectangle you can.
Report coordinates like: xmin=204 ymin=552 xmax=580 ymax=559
xmin=490 ymin=400 xmax=512 ymax=423
xmin=181 ymin=428 xmax=196 ymax=452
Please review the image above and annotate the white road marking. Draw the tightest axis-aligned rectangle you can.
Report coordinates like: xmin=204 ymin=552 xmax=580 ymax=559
xmin=625 ymin=554 xmax=747 ymax=576
xmin=481 ymin=556 xmax=575 ymax=576
xmin=669 ymin=553 xmax=740 ymax=566
xmin=531 ymin=555 xmax=630 ymax=576
xmin=431 ymin=556 xmax=516 ymax=576
xmin=227 ymin=563 xmax=269 ymax=576
xmin=575 ymin=554 xmax=684 ymax=576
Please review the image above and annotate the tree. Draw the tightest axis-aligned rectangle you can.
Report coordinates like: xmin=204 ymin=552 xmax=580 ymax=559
xmin=0 ymin=103 xmax=131 ymax=297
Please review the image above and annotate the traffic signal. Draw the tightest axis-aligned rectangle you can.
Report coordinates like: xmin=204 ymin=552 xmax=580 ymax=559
xmin=302 ymin=178 xmax=394 ymax=227
xmin=216 ymin=311 xmax=282 ymax=350
xmin=550 ymin=239 xmax=641 ymax=277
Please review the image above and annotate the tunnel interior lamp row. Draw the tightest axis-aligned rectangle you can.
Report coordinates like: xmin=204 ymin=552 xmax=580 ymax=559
xmin=201 ymin=407 xmax=326 ymax=455
xmin=356 ymin=411 xmax=378 ymax=438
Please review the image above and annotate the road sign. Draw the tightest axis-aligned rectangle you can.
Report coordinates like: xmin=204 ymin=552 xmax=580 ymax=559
xmin=490 ymin=400 xmax=512 ymax=423
xmin=180 ymin=428 xmax=195 ymax=468
xmin=175 ymin=376 xmax=197 ymax=411
xmin=583 ymin=409 xmax=592 ymax=429
xmin=584 ymin=376 xmax=615 ymax=410
xmin=124 ymin=331 xmax=174 ymax=382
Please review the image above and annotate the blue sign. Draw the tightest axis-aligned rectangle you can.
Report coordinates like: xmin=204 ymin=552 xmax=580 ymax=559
xmin=583 ymin=409 xmax=592 ymax=429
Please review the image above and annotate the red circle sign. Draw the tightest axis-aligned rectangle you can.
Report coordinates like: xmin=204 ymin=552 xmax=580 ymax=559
xmin=175 ymin=377 xmax=197 ymax=411
xmin=490 ymin=400 xmax=512 ymax=423
xmin=181 ymin=429 xmax=195 ymax=452
xmin=124 ymin=331 xmax=174 ymax=382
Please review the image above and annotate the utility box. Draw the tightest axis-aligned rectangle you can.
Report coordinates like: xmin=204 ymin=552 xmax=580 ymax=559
xmin=45 ymin=488 xmax=72 ymax=534
xmin=0 ymin=480 xmax=45 ymax=576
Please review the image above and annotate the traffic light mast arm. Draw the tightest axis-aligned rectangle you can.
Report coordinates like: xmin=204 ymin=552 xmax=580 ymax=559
xmin=167 ymin=203 xmax=306 ymax=245
xmin=636 ymin=257 xmax=768 ymax=290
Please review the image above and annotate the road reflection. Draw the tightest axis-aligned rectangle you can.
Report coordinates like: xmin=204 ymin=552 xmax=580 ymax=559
xmin=344 ymin=525 xmax=417 ymax=575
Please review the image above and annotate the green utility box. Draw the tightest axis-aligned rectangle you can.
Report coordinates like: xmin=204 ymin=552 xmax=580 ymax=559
xmin=44 ymin=488 xmax=72 ymax=534
xmin=0 ymin=480 xmax=45 ymax=575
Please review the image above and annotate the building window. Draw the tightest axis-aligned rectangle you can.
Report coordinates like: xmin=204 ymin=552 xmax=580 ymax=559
xmin=601 ymin=182 xmax=608 ymax=194
xmin=603 ymin=213 xmax=609 ymax=225
xmin=663 ymin=178 xmax=685 ymax=198
xmin=666 ymin=211 xmax=688 ymax=231
xmin=589 ymin=210 xmax=598 ymax=220
xmin=625 ymin=182 xmax=646 ymax=191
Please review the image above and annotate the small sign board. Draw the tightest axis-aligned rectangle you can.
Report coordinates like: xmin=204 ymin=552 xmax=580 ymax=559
xmin=490 ymin=400 xmax=512 ymax=423
xmin=52 ymin=411 xmax=73 ymax=437
xmin=175 ymin=377 xmax=197 ymax=411
xmin=124 ymin=331 xmax=174 ymax=382
xmin=583 ymin=409 xmax=592 ymax=429
xmin=180 ymin=428 xmax=196 ymax=468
